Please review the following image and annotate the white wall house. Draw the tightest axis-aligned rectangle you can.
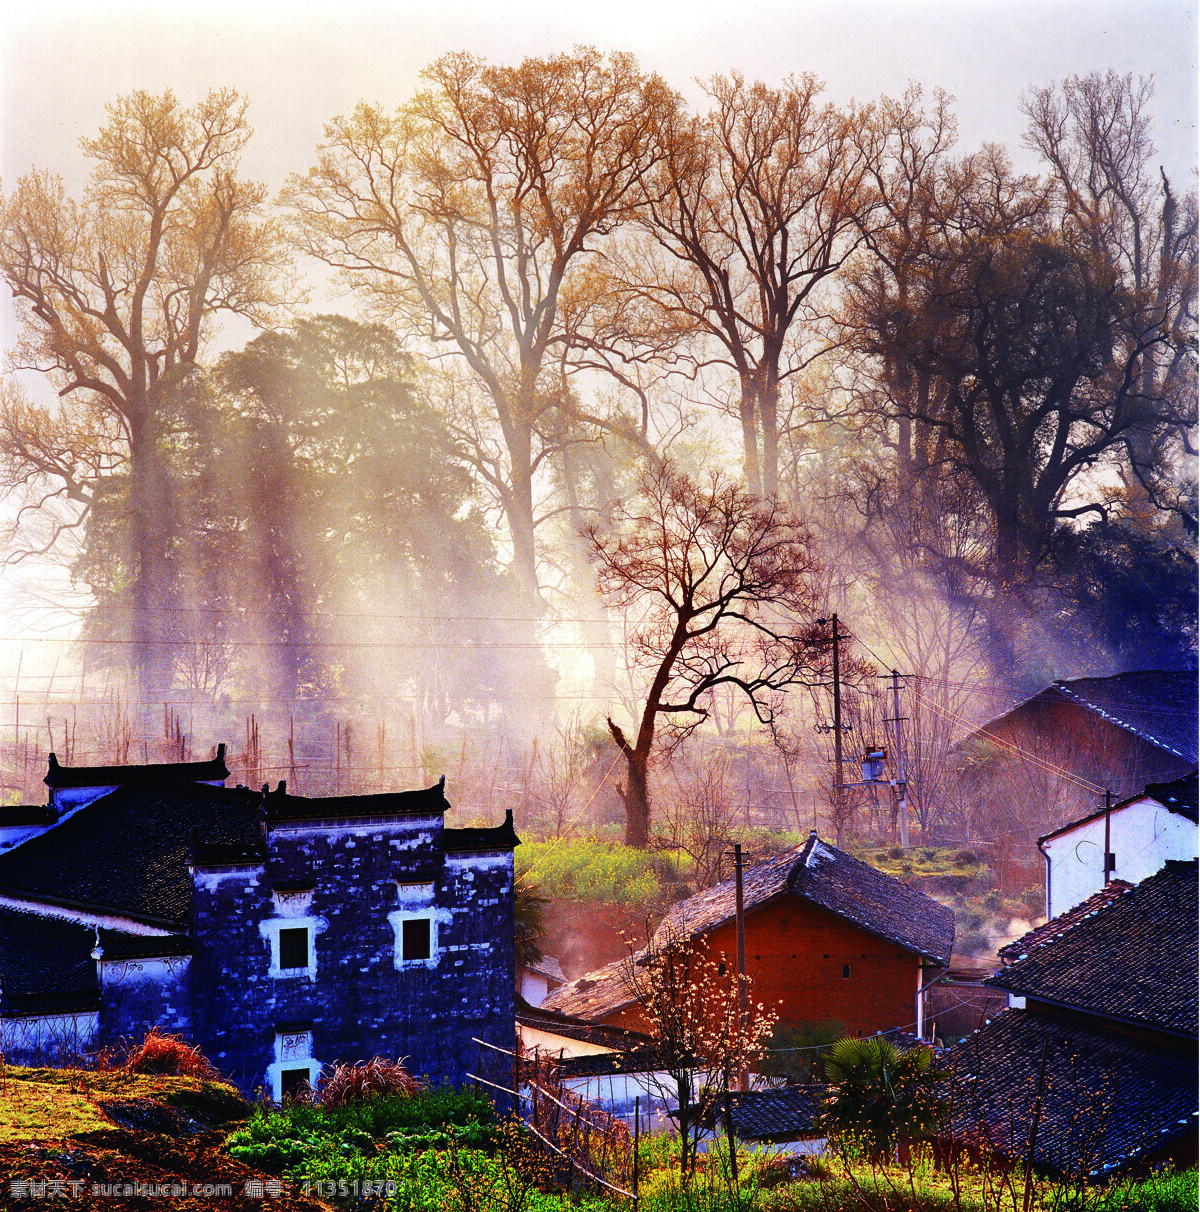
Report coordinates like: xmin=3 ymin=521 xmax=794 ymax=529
xmin=1039 ymin=779 xmax=1197 ymax=917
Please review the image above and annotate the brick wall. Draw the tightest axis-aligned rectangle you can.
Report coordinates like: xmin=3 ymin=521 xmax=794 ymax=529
xmin=601 ymin=898 xmax=921 ymax=1038
xmin=188 ymin=815 xmax=515 ymax=1096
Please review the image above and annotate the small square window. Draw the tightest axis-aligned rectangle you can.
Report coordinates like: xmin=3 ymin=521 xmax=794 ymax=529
xmin=402 ymin=918 xmax=431 ymax=961
xmin=279 ymin=927 xmax=309 ymax=970
xmin=281 ymin=1068 xmax=309 ymax=1100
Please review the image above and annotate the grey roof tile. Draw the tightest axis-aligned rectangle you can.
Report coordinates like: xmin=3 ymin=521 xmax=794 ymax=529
xmin=655 ymin=834 xmax=954 ymax=964
xmin=946 ymin=1009 xmax=1197 ymax=1175
xmin=988 ymin=860 xmax=1198 ymax=1036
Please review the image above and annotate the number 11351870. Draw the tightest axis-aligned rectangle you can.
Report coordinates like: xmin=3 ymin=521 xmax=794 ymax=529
xmin=302 ymin=1180 xmax=399 ymax=1198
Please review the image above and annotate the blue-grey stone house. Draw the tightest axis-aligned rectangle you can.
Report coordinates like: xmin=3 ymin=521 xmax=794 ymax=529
xmin=0 ymin=750 xmax=517 ymax=1098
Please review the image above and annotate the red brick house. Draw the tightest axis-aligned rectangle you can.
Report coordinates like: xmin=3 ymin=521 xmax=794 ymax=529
xmin=543 ymin=833 xmax=954 ymax=1040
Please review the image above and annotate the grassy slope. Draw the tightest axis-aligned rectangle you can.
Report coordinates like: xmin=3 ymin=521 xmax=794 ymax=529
xmin=0 ymin=1065 xmax=331 ymax=1210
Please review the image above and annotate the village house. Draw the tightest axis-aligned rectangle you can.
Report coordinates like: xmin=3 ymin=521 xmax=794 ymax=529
xmin=0 ymin=753 xmax=518 ymax=1098
xmin=955 ymin=672 xmax=1198 ymax=847
xmin=1038 ymin=773 xmax=1198 ymax=917
xmin=944 ymin=859 xmax=1198 ymax=1175
xmin=543 ymin=833 xmax=954 ymax=1040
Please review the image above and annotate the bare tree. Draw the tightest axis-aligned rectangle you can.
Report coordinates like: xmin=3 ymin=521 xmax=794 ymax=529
xmin=585 ymin=460 xmax=825 ymax=847
xmin=657 ymin=747 xmax=739 ymax=890
xmin=622 ymin=73 xmax=877 ymax=495
xmin=0 ymin=88 xmax=290 ymax=703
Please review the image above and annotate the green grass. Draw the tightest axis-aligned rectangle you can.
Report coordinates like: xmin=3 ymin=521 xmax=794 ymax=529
xmin=225 ymin=1084 xmax=494 ymax=1173
xmin=517 ymin=839 xmax=662 ymax=903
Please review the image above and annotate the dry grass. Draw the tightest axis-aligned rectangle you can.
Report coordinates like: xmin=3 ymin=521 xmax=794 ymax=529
xmin=122 ymin=1027 xmax=218 ymax=1079
xmin=0 ymin=1064 xmax=246 ymax=1144
xmin=312 ymin=1057 xmax=423 ymax=1108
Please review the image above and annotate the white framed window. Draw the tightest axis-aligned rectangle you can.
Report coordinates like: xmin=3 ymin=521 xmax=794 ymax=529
xmin=267 ymin=1028 xmax=321 ymax=1102
xmin=260 ymin=915 xmax=324 ymax=981
xmin=388 ymin=880 xmax=442 ymax=970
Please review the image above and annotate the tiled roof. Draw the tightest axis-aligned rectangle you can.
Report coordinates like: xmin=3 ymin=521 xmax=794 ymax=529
xmin=541 ymin=956 xmax=637 ymax=1020
xmin=44 ymin=745 xmax=229 ymax=789
xmin=997 ymin=882 xmax=1132 ymax=963
xmin=525 ymin=954 xmax=565 ymax=984
xmin=0 ymin=907 xmax=99 ymax=1013
xmin=443 ymin=810 xmax=520 ymax=853
xmin=0 ymin=907 xmax=190 ymax=1014
xmin=0 ymin=780 xmax=264 ymax=926
xmin=1051 ymin=673 xmax=1198 ymax=763
xmin=654 ymin=834 xmax=954 ymax=965
xmin=264 ymin=779 xmax=449 ymax=822
xmin=974 ymin=671 xmax=1199 ymax=766
xmin=945 ymin=1009 xmax=1198 ymax=1175
xmin=516 ymin=999 xmax=651 ymax=1051
xmin=1143 ymin=772 xmax=1199 ymax=821
xmin=988 ymin=860 xmax=1198 ymax=1036
xmin=723 ymin=1087 xmax=825 ymax=1142
xmin=545 ymin=838 xmax=954 ymax=1021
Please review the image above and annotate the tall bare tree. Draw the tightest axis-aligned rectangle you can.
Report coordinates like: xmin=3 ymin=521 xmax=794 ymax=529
xmin=0 ymin=89 xmax=289 ymax=702
xmin=622 ymin=73 xmax=877 ymax=496
xmin=1021 ymin=71 xmax=1198 ymax=529
xmin=284 ymin=49 xmax=679 ymax=604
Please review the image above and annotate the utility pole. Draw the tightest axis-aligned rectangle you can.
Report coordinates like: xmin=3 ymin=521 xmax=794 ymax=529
xmin=891 ymin=670 xmax=909 ymax=850
xmin=829 ymin=614 xmax=845 ymax=845
xmin=1103 ymin=789 xmax=1113 ymax=884
xmin=732 ymin=842 xmax=748 ymax=1092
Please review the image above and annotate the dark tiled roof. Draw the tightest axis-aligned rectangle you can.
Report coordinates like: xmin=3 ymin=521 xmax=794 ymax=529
xmin=264 ymin=779 xmax=449 ymax=822
xmin=1051 ymin=673 xmax=1198 ymax=763
xmin=516 ymin=999 xmax=651 ymax=1050
xmin=974 ymin=672 xmax=1199 ymax=766
xmin=723 ymin=1087 xmax=825 ymax=1142
xmin=1143 ymin=772 xmax=1199 ymax=821
xmin=0 ymin=780 xmax=263 ymax=926
xmin=443 ymin=810 xmax=520 ymax=853
xmin=654 ymin=834 xmax=954 ymax=965
xmin=0 ymin=908 xmax=190 ymax=1013
xmin=988 ymin=860 xmax=1198 ymax=1036
xmin=946 ymin=1009 xmax=1198 ymax=1176
xmin=541 ymin=956 xmax=637 ymax=1020
xmin=0 ymin=907 xmax=99 ymax=1013
xmin=997 ymin=883 xmax=1133 ymax=963
xmin=555 ymin=1044 xmax=667 ymax=1079
xmin=44 ymin=745 xmax=229 ymax=789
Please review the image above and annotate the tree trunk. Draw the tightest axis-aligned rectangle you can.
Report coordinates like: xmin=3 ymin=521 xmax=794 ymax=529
xmin=608 ymin=717 xmax=651 ymax=848
xmin=127 ymin=410 xmax=174 ymax=717
xmin=738 ymin=381 xmax=761 ymax=496
xmin=758 ymin=372 xmax=780 ymax=498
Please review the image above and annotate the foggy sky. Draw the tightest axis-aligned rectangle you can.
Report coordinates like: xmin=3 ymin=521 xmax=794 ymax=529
xmin=0 ymin=0 xmax=1196 ymax=675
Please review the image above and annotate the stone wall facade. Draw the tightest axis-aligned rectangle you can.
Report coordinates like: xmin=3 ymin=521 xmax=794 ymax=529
xmin=99 ymin=808 xmax=515 ymax=1098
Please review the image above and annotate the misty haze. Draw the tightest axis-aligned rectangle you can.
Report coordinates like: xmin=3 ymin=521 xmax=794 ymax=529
xmin=0 ymin=7 xmax=1195 ymax=1203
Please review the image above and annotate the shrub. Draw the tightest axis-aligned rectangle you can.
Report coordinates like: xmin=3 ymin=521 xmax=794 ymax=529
xmin=889 ymin=847 xmax=905 ymax=860
xmin=314 ymin=1057 xmax=423 ymax=1108
xmin=954 ymin=850 xmax=979 ymax=867
xmin=123 ymin=1027 xmax=216 ymax=1079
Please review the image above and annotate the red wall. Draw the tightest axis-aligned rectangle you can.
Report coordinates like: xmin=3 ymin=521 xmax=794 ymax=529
xmin=601 ymin=894 xmax=921 ymax=1038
